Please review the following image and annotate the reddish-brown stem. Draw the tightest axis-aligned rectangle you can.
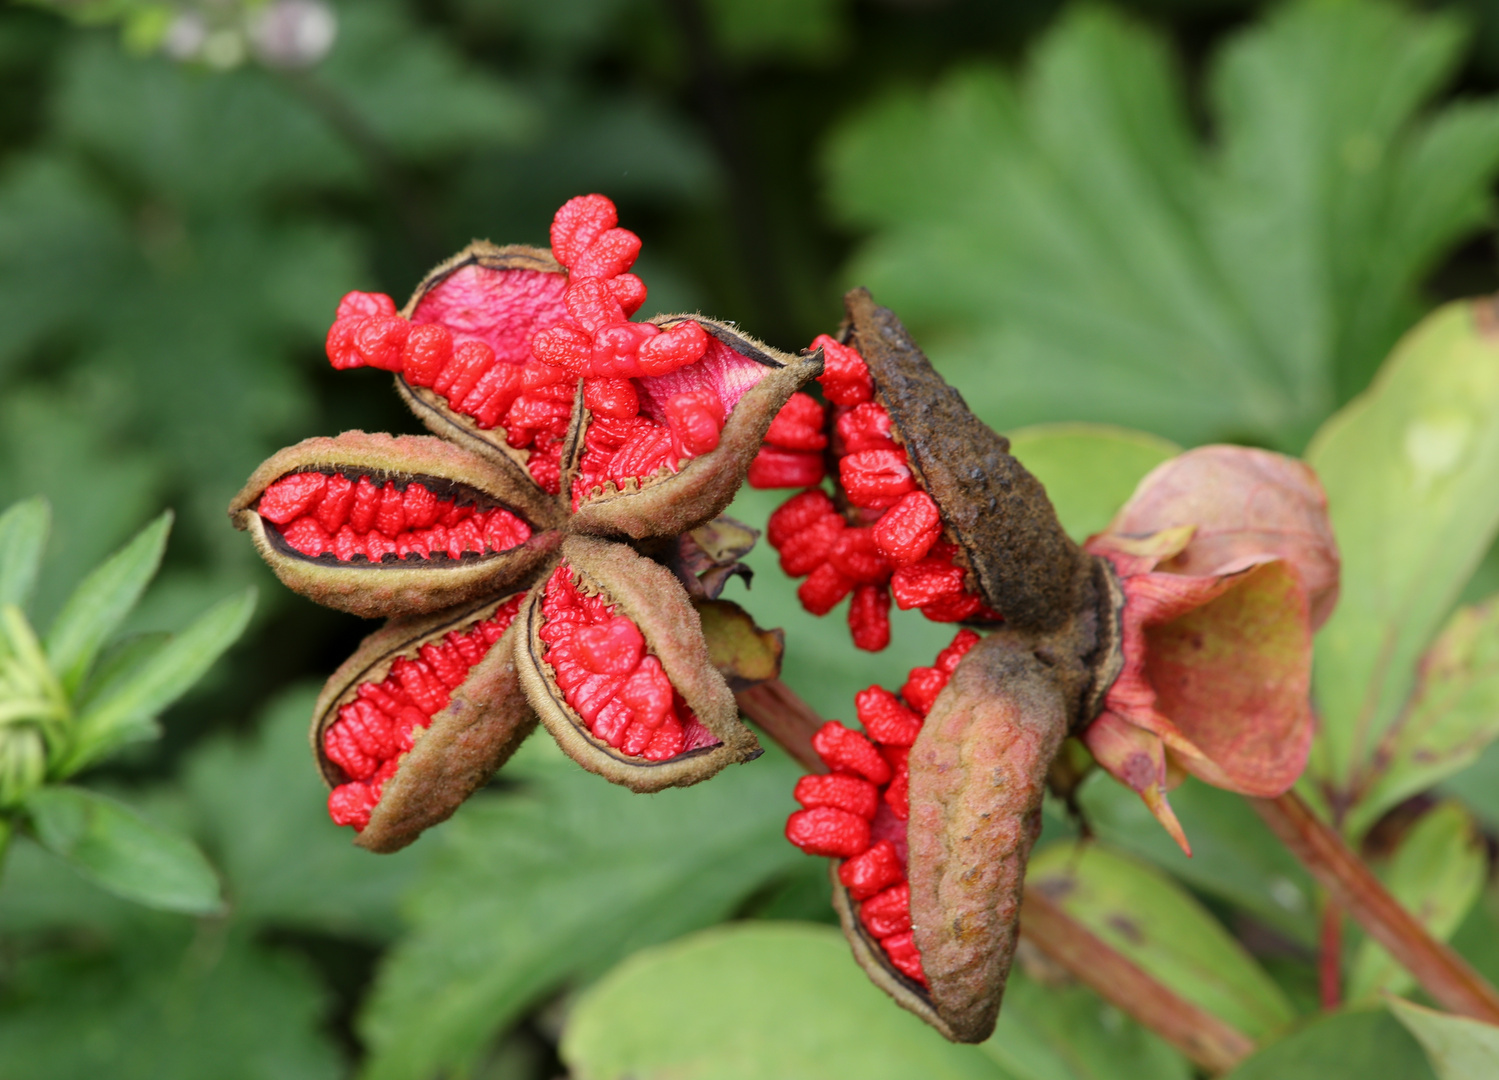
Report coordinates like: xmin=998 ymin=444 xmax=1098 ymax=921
xmin=737 ymin=678 xmax=1256 ymax=1073
xmin=1251 ymin=791 xmax=1499 ymax=1024
xmin=1319 ymin=897 xmax=1342 ymax=1010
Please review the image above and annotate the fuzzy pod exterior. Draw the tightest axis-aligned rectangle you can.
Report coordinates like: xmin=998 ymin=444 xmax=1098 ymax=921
xmin=312 ymin=592 xmax=538 ymax=853
xmin=905 ymin=631 xmax=1069 ymax=1043
xmin=567 ymin=318 xmax=822 ymax=539
xmin=515 ymin=534 xmax=760 ymax=791
xmin=843 ymin=289 xmax=1092 ymax=632
xmin=229 ymin=431 xmax=563 ymax=618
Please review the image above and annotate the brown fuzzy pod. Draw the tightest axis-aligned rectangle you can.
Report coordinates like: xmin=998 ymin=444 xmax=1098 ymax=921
xmin=229 ymin=431 xmax=564 ymax=619
xmin=515 ymin=535 xmax=761 ymax=792
xmin=905 ymin=632 xmax=1069 ymax=1043
xmin=312 ymin=592 xmax=539 ymax=853
xmin=567 ymin=318 xmax=823 ymax=539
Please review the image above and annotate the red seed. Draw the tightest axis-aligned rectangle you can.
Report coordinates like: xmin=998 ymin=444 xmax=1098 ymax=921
xmin=794 ymin=773 xmax=879 ymax=819
xmin=363 ymin=530 xmax=397 ymax=562
xmin=259 ymin=472 xmax=328 ymax=524
xmin=884 ymin=746 xmax=911 ymax=820
xmin=836 ymin=402 xmax=896 ymax=454
xmin=798 ymin=562 xmax=855 ymax=616
xmin=584 ymin=377 xmax=640 ymax=419
xmin=391 ymin=657 xmax=449 ymax=714
xmin=460 ymin=361 xmax=521 ymax=422
xmin=608 ymin=423 xmax=674 ymax=483
xmin=448 ymin=518 xmax=484 ymax=557
xmin=855 ymin=686 xmax=922 ymax=747
xmin=767 ymin=489 xmax=838 ymax=549
xmin=828 ymin=527 xmax=889 ymax=585
xmin=326 ymin=318 xmax=366 ymax=370
xmin=839 ymin=840 xmax=903 ymax=901
xmin=764 ymin=392 xmax=828 ymax=452
xmin=777 ymin=514 xmax=846 ymax=578
xmin=664 ymin=389 xmax=725 ymax=459
xmin=937 ymin=629 xmax=982 ymax=672
xmin=567 ymin=277 xmax=628 ymax=334
xmin=571 ymin=227 xmax=642 ymax=279
xmin=401 ymin=323 xmax=453 ymax=387
xmin=812 ymin=722 xmax=892 ymax=785
xmin=620 ymin=657 xmax=674 ymax=729
xmin=848 ymin=584 xmax=891 ymax=652
xmin=874 ymin=490 xmax=942 ymax=566
xmin=521 ymin=361 xmax=571 ymax=389
xmin=881 ymin=932 xmax=926 ymax=984
xmin=439 ymin=501 xmax=474 ymax=528
xmin=919 ymin=591 xmax=985 ymax=623
xmin=282 ymin=516 xmax=333 ymax=556
xmin=636 ymin=319 xmax=708 ymax=376
xmin=375 ymin=483 xmax=405 ymax=537
xmin=785 ymin=807 xmax=871 ymax=859
xmin=860 ymin=882 xmax=912 ymax=938
xmin=473 ymin=369 xmax=525 ymax=429
xmin=349 ymin=476 xmax=381 ymax=533
xmin=901 ymin=666 xmax=948 ymax=717
xmin=551 ymin=194 xmax=618 ymax=269
xmin=891 ymin=558 xmax=968 ymax=610
xmin=841 ymin=448 xmax=915 ymax=509
xmin=402 ymin=483 xmax=441 ymax=529
xmin=748 ymin=447 xmax=825 ymax=489
xmin=315 ymin=474 xmax=355 ymax=533
xmin=481 ymin=509 xmax=529 ymax=552
xmin=574 ymin=616 xmax=645 ymax=675
xmin=419 ymin=641 xmax=469 ymax=689
xmin=336 ymin=291 xmax=397 ymax=322
xmin=333 ymin=525 xmax=363 ymax=562
xmin=813 ymin=334 xmax=873 ymax=405
xmin=355 ymin=315 xmax=411 ymax=372
xmin=327 ymin=782 xmax=376 ymax=829
xmin=608 ymin=273 xmax=647 ymax=316
xmin=443 ymin=340 xmax=496 ymax=405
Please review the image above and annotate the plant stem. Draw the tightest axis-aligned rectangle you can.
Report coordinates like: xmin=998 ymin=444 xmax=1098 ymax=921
xmin=1251 ymin=790 xmax=1499 ymax=1024
xmin=1319 ymin=897 xmax=1342 ymax=1010
xmin=737 ymin=678 xmax=1256 ymax=1073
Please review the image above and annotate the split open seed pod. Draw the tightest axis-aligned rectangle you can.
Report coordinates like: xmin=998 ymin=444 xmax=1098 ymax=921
xmin=567 ymin=318 xmax=822 ymax=538
xmin=516 ymin=534 xmax=760 ymax=791
xmin=312 ymin=590 xmax=538 ymax=853
xmin=230 ymin=431 xmax=564 ymax=618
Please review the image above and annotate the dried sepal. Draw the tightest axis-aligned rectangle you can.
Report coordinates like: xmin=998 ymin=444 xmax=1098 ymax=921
xmin=311 ymin=592 xmax=538 ymax=853
xmin=229 ymin=431 xmax=563 ymax=618
xmin=694 ymin=598 xmax=784 ymax=690
xmin=567 ymin=319 xmax=822 ymax=539
xmin=905 ymin=632 xmax=1069 ymax=1043
xmin=515 ymin=535 xmax=760 ymax=791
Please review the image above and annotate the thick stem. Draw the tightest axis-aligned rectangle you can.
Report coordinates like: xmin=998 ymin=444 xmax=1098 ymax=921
xmin=1251 ymin=791 xmax=1499 ymax=1024
xmin=1319 ymin=897 xmax=1342 ymax=1011
xmin=737 ymin=679 xmax=1256 ymax=1071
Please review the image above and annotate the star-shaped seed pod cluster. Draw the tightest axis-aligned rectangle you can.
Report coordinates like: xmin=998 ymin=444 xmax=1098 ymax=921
xmin=230 ymin=195 xmax=821 ymax=853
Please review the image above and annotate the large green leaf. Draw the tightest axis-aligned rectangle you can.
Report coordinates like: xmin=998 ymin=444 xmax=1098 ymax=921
xmin=1306 ymin=302 xmax=1499 ymax=822
xmin=0 ymin=496 xmax=49 ymax=611
xmin=1006 ymin=424 xmax=1180 ymax=542
xmin=824 ymin=2 xmax=1499 ymax=450
xmin=1027 ymin=843 xmax=1295 ymax=1039
xmin=358 ymin=735 xmax=810 ymax=1080
xmin=1390 ymin=998 xmax=1499 ymax=1079
xmin=1347 ymin=802 xmax=1486 ymax=1003
xmin=563 ymin=923 xmax=1008 ymax=1080
xmin=24 ymin=784 xmax=222 ymax=914
xmin=1223 ymin=1008 xmax=1435 ymax=1080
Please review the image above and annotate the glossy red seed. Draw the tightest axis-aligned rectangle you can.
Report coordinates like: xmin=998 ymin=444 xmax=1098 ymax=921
xmin=259 ymin=472 xmax=328 ymax=524
xmin=900 ymin=666 xmax=947 ymax=717
xmin=813 ymin=334 xmax=874 ymax=405
xmin=336 ymin=291 xmax=397 ymax=322
xmin=326 ymin=318 xmax=366 ymax=370
xmin=282 ymin=516 xmax=333 ymax=556
xmin=444 ymin=341 xmax=497 ymax=405
xmin=481 ymin=509 xmax=529 ymax=552
xmin=812 ymin=721 xmax=892 ymax=785
xmin=528 ymin=437 xmax=565 ymax=495
xmin=448 ymin=518 xmax=484 ymax=557
xmin=839 ymin=839 xmax=903 ymax=901
xmin=855 ymin=686 xmax=922 ymax=747
xmin=400 ymin=483 xmax=439 ymax=530
xmin=848 ymin=584 xmax=891 ymax=652
xmin=401 ymin=323 xmax=453 ymax=387
xmin=327 ymin=783 xmax=376 ymax=829
xmin=551 ymin=194 xmax=617 ymax=269
xmin=841 ymin=448 xmax=915 ymax=509
xmin=881 ymin=932 xmax=927 ymax=984
xmin=354 ymin=315 xmax=411 ymax=372
xmin=828 ymin=527 xmax=889 ymax=584
xmin=836 ymin=402 xmax=896 ymax=454
xmin=860 ymin=882 xmax=912 ymax=938
xmin=919 ymin=591 xmax=984 ymax=622
xmin=764 ymin=392 xmax=828 ymax=452
xmin=748 ymin=447 xmax=825 ymax=489
xmin=891 ymin=558 xmax=968 ymax=610
xmin=348 ymin=476 xmax=381 ymax=533
xmin=571 ymin=227 xmax=642 ymax=279
xmin=530 ymin=322 xmax=594 ymax=373
xmin=767 ymin=489 xmax=838 ymax=549
xmin=636 ymin=319 xmax=708 ymax=376
xmin=884 ymin=749 xmax=910 ymax=820
xmin=584 ymin=377 xmax=640 ymax=419
xmin=461 ymin=361 xmax=521 ymax=422
xmin=314 ymin=474 xmax=354 ymax=533
xmin=785 ymin=807 xmax=872 ymax=859
xmin=333 ymin=525 xmax=362 ymax=562
xmin=874 ymin=490 xmax=942 ymax=566
xmin=798 ymin=562 xmax=855 ymax=616
xmin=794 ymin=773 xmax=879 ymax=819
xmin=664 ymin=389 xmax=725 ymax=460
xmin=938 ymin=629 xmax=982 ymax=672
xmin=608 ymin=273 xmax=647 ymax=316
xmin=777 ymin=514 xmax=846 ymax=578
xmin=375 ymin=483 xmax=405 ymax=536
xmin=608 ymin=423 xmax=674 ymax=482
xmin=363 ymin=530 xmax=397 ymax=563
xmin=575 ymin=616 xmax=646 ymax=675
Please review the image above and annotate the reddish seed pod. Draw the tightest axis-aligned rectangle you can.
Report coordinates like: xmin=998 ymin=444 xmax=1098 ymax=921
xmin=841 ymin=448 xmax=916 ymax=509
xmin=584 ymin=377 xmax=640 ymax=419
xmin=764 ymin=392 xmax=828 ymax=452
xmin=814 ymin=334 xmax=874 ymax=405
xmin=785 ymin=806 xmax=872 ymax=859
xmin=812 ymin=721 xmax=892 ymax=785
xmin=748 ymin=447 xmax=825 ymax=489
xmin=860 ymin=882 xmax=913 ymax=939
xmin=798 ymin=562 xmax=855 ymax=616
xmin=258 ymin=472 xmax=328 ymax=524
xmin=848 ymin=583 xmax=891 ymax=652
xmin=874 ymin=490 xmax=943 ymax=566
xmin=401 ymin=323 xmax=454 ymax=387
xmin=336 ymin=291 xmax=397 ymax=322
xmin=855 ymin=686 xmax=922 ymax=747
xmin=839 ymin=839 xmax=903 ymax=901
xmin=794 ymin=773 xmax=880 ymax=820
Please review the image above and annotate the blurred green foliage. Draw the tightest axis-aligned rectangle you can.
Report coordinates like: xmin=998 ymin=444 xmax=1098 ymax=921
xmin=7 ymin=0 xmax=1499 ymax=1077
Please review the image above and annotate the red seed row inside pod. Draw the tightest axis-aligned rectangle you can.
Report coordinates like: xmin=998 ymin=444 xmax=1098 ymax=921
xmin=258 ymin=471 xmax=531 ymax=563
xmin=538 ymin=565 xmax=720 ymax=761
xmin=755 ymin=336 xmax=998 ymax=649
xmin=783 ymin=629 xmax=982 ymax=986
xmin=323 ymin=290 xmax=576 ymax=495
xmin=326 ymin=596 xmax=525 ymax=830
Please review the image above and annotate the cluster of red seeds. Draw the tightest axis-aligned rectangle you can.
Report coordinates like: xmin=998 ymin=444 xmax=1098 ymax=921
xmin=784 ymin=628 xmax=981 ymax=986
xmin=323 ymin=291 xmax=575 ymax=495
xmin=538 ymin=565 xmax=717 ymax=761
xmin=258 ymin=471 xmax=531 ymax=563
xmin=531 ymin=195 xmax=709 ymax=380
xmin=326 ymin=596 xmax=525 ymax=829
xmin=756 ymin=337 xmax=997 ymax=649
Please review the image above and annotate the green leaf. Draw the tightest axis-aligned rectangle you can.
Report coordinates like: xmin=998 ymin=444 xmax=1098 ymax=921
xmin=705 ymin=0 xmax=847 ymax=64
xmin=358 ymin=736 xmax=810 ymax=1080
xmin=824 ymin=3 xmax=1499 ymax=450
xmin=0 ymin=496 xmax=49 ymax=610
xmin=43 ymin=510 xmax=170 ymax=694
xmin=1026 ymin=843 xmax=1295 ymax=1039
xmin=65 ymin=588 xmax=255 ymax=774
xmin=1390 ymin=997 xmax=1499 ymax=1079
xmin=1306 ymin=302 xmax=1499 ymax=822
xmin=1006 ymin=424 xmax=1180 ymax=542
xmin=1347 ymin=802 xmax=1486 ymax=1003
xmin=24 ymin=784 xmax=222 ymax=914
xmin=562 ymin=923 xmax=1009 ymax=1080
xmin=1223 ymin=1008 xmax=1435 ymax=1080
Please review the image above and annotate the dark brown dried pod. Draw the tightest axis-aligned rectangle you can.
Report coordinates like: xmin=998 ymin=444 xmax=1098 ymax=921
xmin=515 ymin=535 xmax=761 ymax=792
xmin=311 ymin=590 xmax=538 ymax=853
xmin=567 ymin=318 xmax=823 ymax=538
xmin=229 ymin=431 xmax=564 ymax=619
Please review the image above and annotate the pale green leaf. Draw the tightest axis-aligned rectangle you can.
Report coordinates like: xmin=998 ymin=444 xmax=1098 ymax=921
xmin=1348 ymin=803 xmax=1486 ymax=1003
xmin=43 ymin=511 xmax=170 ymax=693
xmin=562 ymin=923 xmax=1009 ymax=1080
xmin=1027 ymin=843 xmax=1295 ymax=1039
xmin=65 ymin=588 xmax=255 ymax=773
xmin=1306 ymin=302 xmax=1499 ymax=817
xmin=1223 ymin=1008 xmax=1434 ymax=1080
xmin=1007 ymin=424 xmax=1180 ymax=542
xmin=1390 ymin=997 xmax=1499 ymax=1079
xmin=24 ymin=785 xmax=222 ymax=914
xmin=1352 ymin=599 xmax=1499 ymax=836
xmin=0 ymin=496 xmax=49 ymax=611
